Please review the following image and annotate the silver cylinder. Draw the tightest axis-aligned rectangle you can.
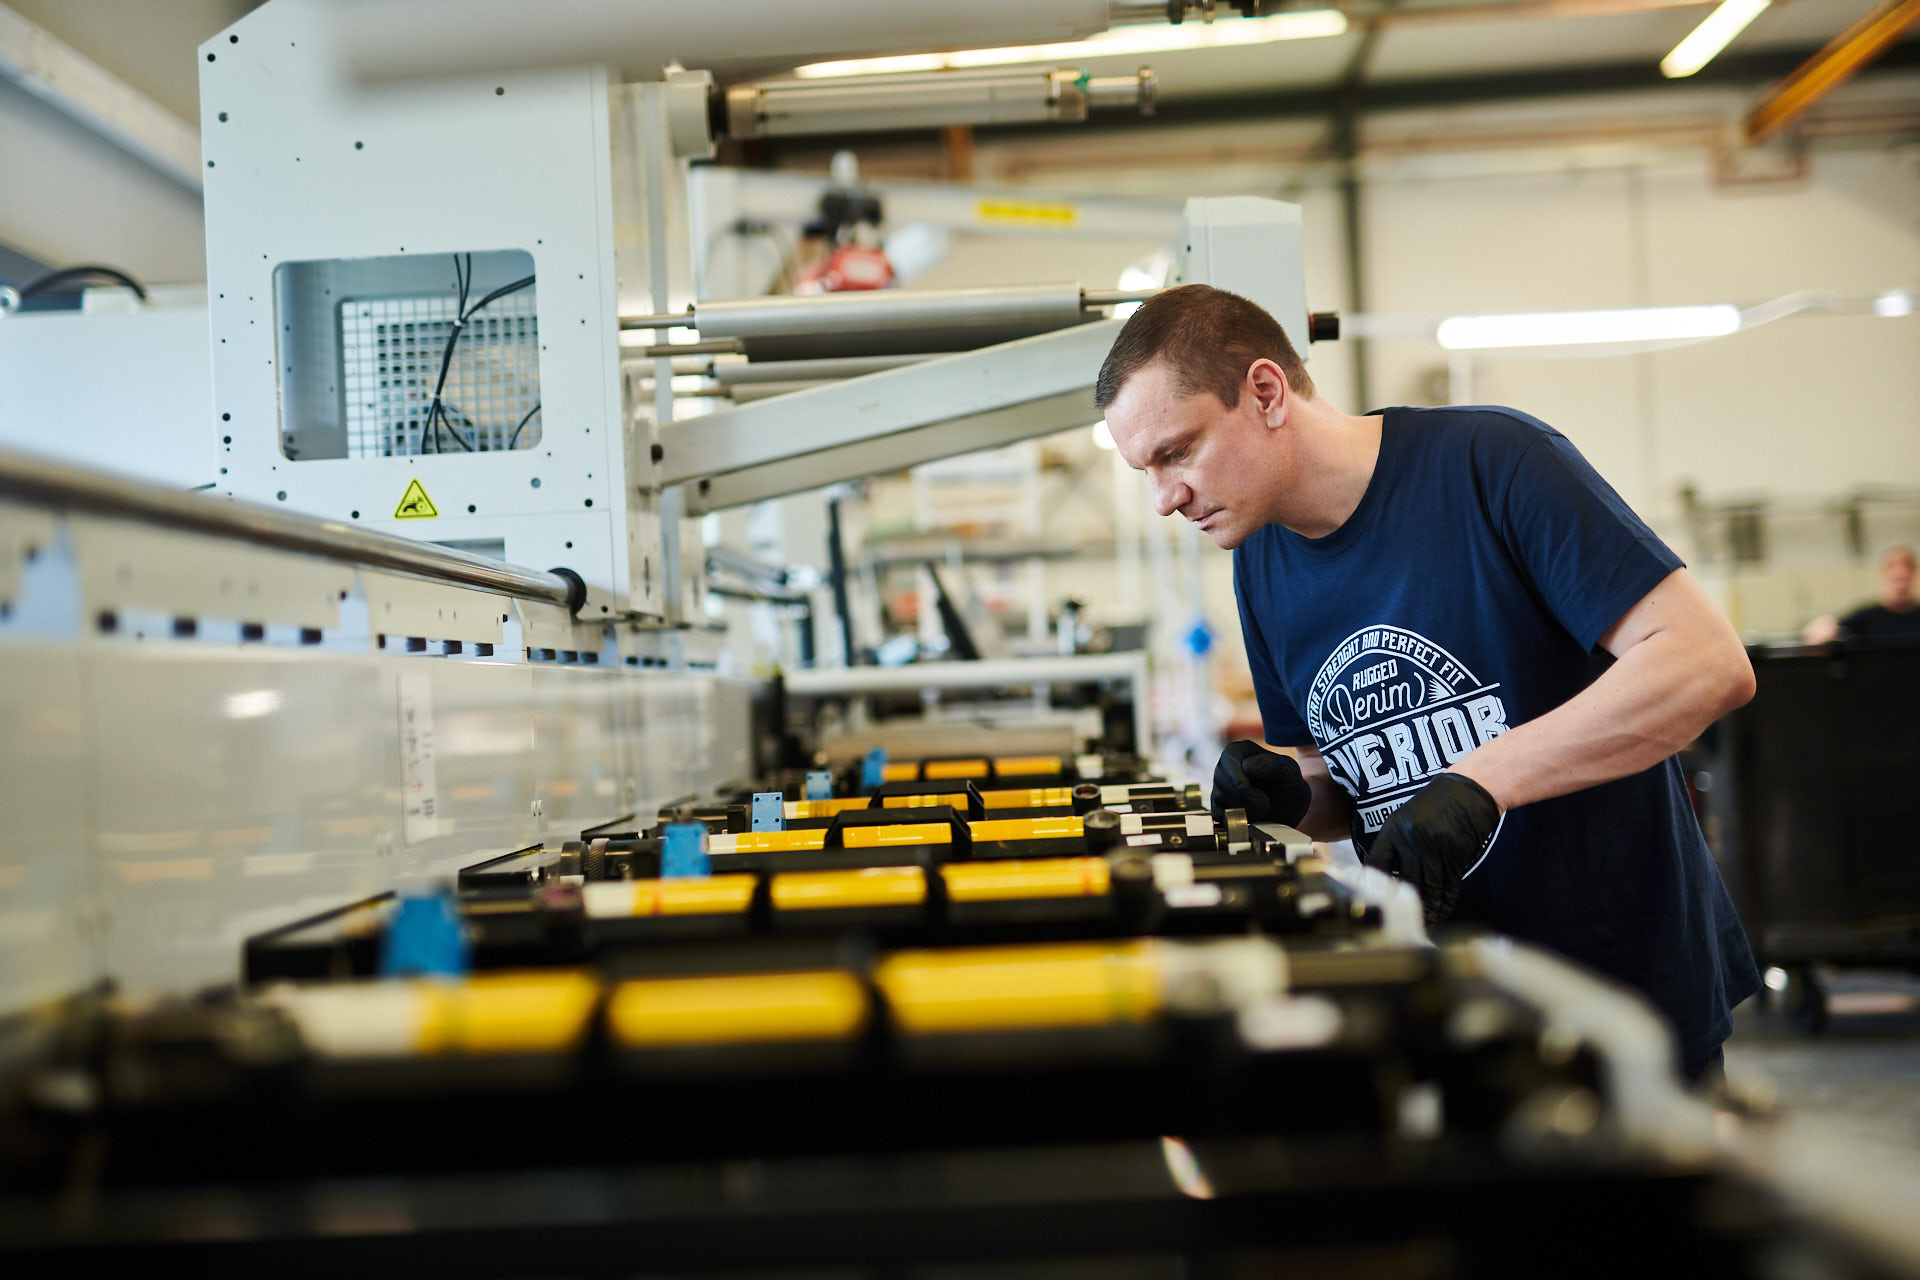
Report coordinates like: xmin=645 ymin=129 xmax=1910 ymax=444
xmin=728 ymin=381 xmax=835 ymax=402
xmin=1087 ymin=67 xmax=1156 ymax=115
xmin=726 ymin=68 xmax=1089 ymax=138
xmin=711 ymin=354 xmax=946 ymax=385
xmin=690 ymin=283 xmax=1086 ymax=340
xmin=0 ymin=448 xmax=575 ymax=608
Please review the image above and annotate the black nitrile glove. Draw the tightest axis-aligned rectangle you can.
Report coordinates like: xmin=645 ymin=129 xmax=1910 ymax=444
xmin=1362 ymin=772 xmax=1501 ymax=930
xmin=1212 ymin=740 xmax=1311 ymax=827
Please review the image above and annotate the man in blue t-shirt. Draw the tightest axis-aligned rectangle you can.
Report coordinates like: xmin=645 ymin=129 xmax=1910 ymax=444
xmin=1096 ymin=285 xmax=1759 ymax=1080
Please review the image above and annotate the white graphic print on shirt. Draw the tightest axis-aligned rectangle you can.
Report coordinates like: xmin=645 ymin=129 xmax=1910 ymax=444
xmin=1303 ymin=625 xmax=1511 ymax=833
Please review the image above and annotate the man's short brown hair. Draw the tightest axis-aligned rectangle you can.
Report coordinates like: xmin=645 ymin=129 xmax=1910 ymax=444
xmin=1094 ymin=283 xmax=1313 ymax=413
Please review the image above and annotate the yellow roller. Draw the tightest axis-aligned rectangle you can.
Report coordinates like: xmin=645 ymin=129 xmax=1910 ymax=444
xmin=979 ymin=786 xmax=1075 ymax=810
xmin=967 ymin=815 xmax=1083 ymax=842
xmin=415 ymin=970 xmax=602 ymax=1054
xmin=586 ymin=875 xmax=757 ymax=916
xmin=876 ymin=941 xmax=1159 ymax=1034
xmin=880 ymin=791 xmax=969 ymax=809
xmin=924 ymin=758 xmax=991 ymax=780
xmin=712 ymin=830 xmax=829 ymax=854
xmin=772 ymin=866 xmax=927 ymax=911
xmin=784 ymin=796 xmax=870 ymax=819
xmin=607 ymin=970 xmax=870 ymax=1045
xmin=841 ymin=822 xmax=952 ymax=848
xmin=882 ymin=762 xmax=921 ymax=783
xmin=991 ymin=755 xmax=1064 ymax=777
xmin=943 ymin=856 xmax=1109 ymax=902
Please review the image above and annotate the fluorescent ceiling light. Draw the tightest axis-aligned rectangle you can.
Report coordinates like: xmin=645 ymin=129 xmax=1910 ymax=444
xmin=1661 ymin=0 xmax=1770 ymax=79
xmin=1436 ymin=305 xmax=1742 ymax=350
xmin=1874 ymin=290 xmax=1914 ymax=318
xmin=1092 ymin=420 xmax=1116 ymax=450
xmin=795 ymin=11 xmax=1350 ymax=78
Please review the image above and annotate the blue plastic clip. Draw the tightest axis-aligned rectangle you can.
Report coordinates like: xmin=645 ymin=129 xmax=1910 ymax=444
xmin=751 ymin=791 xmax=786 ymax=832
xmin=861 ymin=746 xmax=888 ymax=792
xmin=662 ymin=821 xmax=711 ymax=878
xmin=804 ymin=770 xmax=833 ymax=800
xmin=379 ymin=885 xmax=469 ymax=977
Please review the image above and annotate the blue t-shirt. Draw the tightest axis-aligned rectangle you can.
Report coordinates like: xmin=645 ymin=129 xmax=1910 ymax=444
xmin=1234 ymin=405 xmax=1758 ymax=1065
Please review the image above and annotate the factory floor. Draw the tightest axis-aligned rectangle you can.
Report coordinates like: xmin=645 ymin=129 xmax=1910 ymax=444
xmin=1723 ymin=969 xmax=1920 ymax=1164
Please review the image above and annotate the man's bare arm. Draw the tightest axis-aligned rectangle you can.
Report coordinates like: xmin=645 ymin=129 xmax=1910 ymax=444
xmin=1449 ymin=567 xmax=1753 ymax=811
xmin=1280 ymin=744 xmax=1354 ymax=841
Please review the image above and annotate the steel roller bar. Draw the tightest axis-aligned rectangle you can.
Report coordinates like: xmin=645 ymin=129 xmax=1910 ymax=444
xmin=620 ymin=285 xmax=1162 ymax=339
xmin=688 ymin=283 xmax=1087 ymax=340
xmin=710 ymin=354 xmax=948 ymax=385
xmin=0 ymin=447 xmax=577 ymax=609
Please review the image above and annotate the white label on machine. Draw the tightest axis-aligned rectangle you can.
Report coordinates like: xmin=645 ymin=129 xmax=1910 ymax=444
xmin=1165 ymin=883 xmax=1223 ymax=909
xmin=1119 ymin=814 xmax=1145 ymax=835
xmin=1185 ymin=814 xmax=1211 ymax=838
xmin=1149 ymin=853 xmax=1194 ymax=891
xmin=398 ymin=674 xmax=442 ymax=843
xmin=1100 ymin=785 xmax=1132 ymax=805
xmin=1126 ymin=833 xmax=1163 ymax=847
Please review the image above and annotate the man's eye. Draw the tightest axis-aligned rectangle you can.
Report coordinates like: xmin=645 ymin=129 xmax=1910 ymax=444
xmin=1169 ymin=446 xmax=1188 ymax=462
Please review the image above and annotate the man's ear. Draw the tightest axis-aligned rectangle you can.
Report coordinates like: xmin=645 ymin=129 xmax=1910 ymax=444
xmin=1246 ymin=359 xmax=1290 ymax=427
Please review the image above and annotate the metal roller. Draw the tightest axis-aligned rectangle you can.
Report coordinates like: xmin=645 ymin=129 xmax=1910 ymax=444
xmin=0 ymin=447 xmax=578 ymax=610
xmin=735 ymin=317 xmax=1094 ymax=364
xmin=689 ymin=283 xmax=1087 ymax=340
xmin=710 ymin=354 xmax=946 ymax=385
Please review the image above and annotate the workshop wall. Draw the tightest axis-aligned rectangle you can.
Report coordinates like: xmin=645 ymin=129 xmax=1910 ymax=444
xmin=0 ymin=0 xmax=247 ymax=282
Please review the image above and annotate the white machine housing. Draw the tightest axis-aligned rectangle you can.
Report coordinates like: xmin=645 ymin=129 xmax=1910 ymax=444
xmin=200 ymin=0 xmax=665 ymax=615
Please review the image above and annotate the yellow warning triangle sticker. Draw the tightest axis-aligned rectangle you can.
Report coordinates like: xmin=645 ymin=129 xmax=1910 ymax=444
xmin=394 ymin=478 xmax=439 ymax=519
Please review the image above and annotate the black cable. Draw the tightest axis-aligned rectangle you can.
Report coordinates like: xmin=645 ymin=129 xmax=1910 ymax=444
xmin=424 ymin=255 xmax=528 ymax=455
xmin=507 ymin=403 xmax=541 ymax=451
xmin=434 ymin=401 xmax=478 ymax=452
xmin=465 ymin=274 xmax=535 ymax=315
xmin=14 ymin=264 xmax=148 ymax=302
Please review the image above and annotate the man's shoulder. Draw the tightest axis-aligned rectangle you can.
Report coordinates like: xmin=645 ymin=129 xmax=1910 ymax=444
xmin=1390 ymin=403 xmax=1560 ymax=452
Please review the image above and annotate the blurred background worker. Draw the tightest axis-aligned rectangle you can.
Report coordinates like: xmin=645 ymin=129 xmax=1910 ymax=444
xmin=1802 ymin=544 xmax=1920 ymax=644
xmin=1096 ymin=285 xmax=1759 ymax=1083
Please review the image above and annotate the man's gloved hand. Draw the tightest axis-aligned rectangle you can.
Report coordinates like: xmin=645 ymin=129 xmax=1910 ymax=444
xmin=1363 ymin=772 xmax=1501 ymax=930
xmin=1211 ymin=740 xmax=1312 ymax=827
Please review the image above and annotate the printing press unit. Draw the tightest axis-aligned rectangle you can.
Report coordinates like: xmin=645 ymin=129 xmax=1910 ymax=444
xmin=4 ymin=1 xmax=1920 ymax=1275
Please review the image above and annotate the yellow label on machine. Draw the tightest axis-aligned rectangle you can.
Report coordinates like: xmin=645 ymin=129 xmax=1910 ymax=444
xmin=882 ymin=762 xmax=920 ymax=782
xmin=943 ymin=856 xmax=1109 ymax=902
xmin=968 ymin=815 xmax=1083 ymax=842
xmin=876 ymin=941 xmax=1157 ymax=1034
xmin=393 ymin=477 xmax=439 ymax=519
xmin=980 ymin=787 xmax=1075 ymax=810
xmin=608 ymin=970 xmax=869 ymax=1046
xmin=413 ymin=970 xmax=600 ymax=1054
xmin=975 ymin=198 xmax=1078 ymax=228
xmin=772 ymin=866 xmax=927 ymax=911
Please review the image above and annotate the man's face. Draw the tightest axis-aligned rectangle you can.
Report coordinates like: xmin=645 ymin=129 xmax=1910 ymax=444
xmin=1884 ymin=550 xmax=1916 ymax=606
xmin=1103 ymin=361 xmax=1280 ymax=550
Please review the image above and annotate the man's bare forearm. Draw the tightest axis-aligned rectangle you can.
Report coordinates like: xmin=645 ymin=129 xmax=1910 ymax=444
xmin=1451 ymin=570 xmax=1753 ymax=812
xmin=1286 ymin=747 xmax=1354 ymax=841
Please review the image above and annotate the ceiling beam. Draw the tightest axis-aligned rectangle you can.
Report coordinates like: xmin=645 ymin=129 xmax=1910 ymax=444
xmin=0 ymin=3 xmax=203 ymax=192
xmin=1745 ymin=0 xmax=1920 ymax=143
xmin=749 ymin=39 xmax=1920 ymax=158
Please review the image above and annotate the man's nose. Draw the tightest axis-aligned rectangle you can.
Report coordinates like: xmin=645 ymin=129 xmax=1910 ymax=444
xmin=1151 ymin=473 xmax=1190 ymax=519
